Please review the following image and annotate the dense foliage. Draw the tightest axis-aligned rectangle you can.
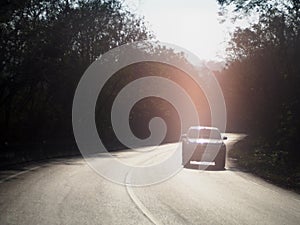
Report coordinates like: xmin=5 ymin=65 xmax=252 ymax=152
xmin=0 ymin=0 xmax=204 ymax=164
xmin=0 ymin=0 xmax=153 ymax=163
xmin=96 ymin=60 xmax=210 ymax=149
xmin=217 ymin=0 xmax=300 ymax=188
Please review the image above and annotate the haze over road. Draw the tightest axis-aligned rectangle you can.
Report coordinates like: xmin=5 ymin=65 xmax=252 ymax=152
xmin=0 ymin=134 xmax=299 ymax=225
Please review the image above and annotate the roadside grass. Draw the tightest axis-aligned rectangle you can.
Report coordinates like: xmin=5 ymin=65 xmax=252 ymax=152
xmin=229 ymin=136 xmax=300 ymax=193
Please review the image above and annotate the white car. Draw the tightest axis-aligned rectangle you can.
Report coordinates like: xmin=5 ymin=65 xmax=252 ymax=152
xmin=182 ymin=126 xmax=227 ymax=170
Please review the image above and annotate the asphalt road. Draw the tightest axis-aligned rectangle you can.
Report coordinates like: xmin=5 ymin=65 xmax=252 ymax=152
xmin=0 ymin=134 xmax=299 ymax=225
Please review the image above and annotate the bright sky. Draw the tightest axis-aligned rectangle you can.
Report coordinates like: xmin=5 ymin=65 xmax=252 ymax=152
xmin=125 ymin=0 xmax=235 ymax=61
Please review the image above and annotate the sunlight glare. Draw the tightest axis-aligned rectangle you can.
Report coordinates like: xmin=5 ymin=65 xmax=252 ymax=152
xmin=125 ymin=0 xmax=230 ymax=61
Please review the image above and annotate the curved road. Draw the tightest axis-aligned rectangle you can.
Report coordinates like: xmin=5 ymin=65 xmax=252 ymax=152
xmin=0 ymin=134 xmax=299 ymax=224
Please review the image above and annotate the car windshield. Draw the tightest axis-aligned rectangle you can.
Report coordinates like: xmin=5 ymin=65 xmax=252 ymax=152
xmin=188 ymin=128 xmax=221 ymax=140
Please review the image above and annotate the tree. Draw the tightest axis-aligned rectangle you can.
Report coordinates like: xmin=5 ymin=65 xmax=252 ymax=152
xmin=217 ymin=0 xmax=300 ymax=177
xmin=0 ymin=0 xmax=152 ymax=150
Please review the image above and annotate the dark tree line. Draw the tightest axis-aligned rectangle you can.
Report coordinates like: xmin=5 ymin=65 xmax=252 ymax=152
xmin=0 ymin=0 xmax=154 ymax=164
xmin=0 ymin=0 xmax=207 ymax=164
xmin=96 ymin=60 xmax=211 ymax=149
xmin=217 ymin=0 xmax=300 ymax=186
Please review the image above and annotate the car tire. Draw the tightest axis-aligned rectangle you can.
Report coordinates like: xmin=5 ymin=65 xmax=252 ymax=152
xmin=214 ymin=148 xmax=226 ymax=170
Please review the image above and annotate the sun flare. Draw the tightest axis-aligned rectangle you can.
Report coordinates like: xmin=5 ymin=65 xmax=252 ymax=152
xmin=126 ymin=0 xmax=230 ymax=61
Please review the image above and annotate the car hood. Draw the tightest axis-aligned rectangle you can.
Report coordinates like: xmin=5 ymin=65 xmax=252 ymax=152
xmin=187 ymin=138 xmax=224 ymax=144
